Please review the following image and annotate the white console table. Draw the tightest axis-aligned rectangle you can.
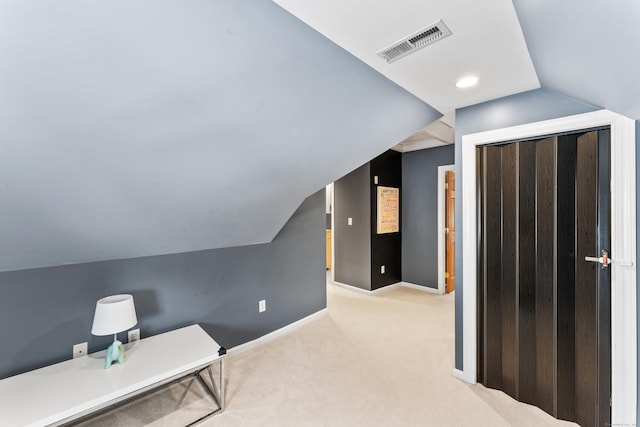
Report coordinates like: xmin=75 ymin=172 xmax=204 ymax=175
xmin=0 ymin=324 xmax=225 ymax=427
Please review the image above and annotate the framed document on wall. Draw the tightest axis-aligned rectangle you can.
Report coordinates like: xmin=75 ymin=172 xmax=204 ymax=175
xmin=376 ymin=186 xmax=399 ymax=234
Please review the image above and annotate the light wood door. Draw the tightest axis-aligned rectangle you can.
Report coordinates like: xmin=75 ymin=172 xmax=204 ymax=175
xmin=326 ymin=230 xmax=332 ymax=270
xmin=445 ymin=171 xmax=455 ymax=293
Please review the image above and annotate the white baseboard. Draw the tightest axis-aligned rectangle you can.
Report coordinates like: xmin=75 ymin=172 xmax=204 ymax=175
xmin=330 ymin=280 xmax=441 ymax=295
xmin=330 ymin=280 xmax=404 ymax=295
xmin=452 ymin=368 xmax=465 ymax=381
xmin=371 ymin=283 xmax=403 ymax=295
xmin=227 ymin=308 xmax=328 ymax=356
xmin=399 ymin=281 xmax=440 ymax=294
xmin=329 ymin=280 xmax=375 ymax=294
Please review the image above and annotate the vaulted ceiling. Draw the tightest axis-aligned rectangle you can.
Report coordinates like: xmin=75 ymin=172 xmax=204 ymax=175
xmin=0 ymin=0 xmax=637 ymax=272
xmin=511 ymin=0 xmax=640 ymax=121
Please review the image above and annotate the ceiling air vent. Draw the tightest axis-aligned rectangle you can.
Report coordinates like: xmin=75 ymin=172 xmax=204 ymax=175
xmin=377 ymin=20 xmax=452 ymax=63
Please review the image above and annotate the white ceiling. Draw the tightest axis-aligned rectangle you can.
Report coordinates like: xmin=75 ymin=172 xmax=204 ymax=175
xmin=274 ymin=0 xmax=540 ymax=117
xmin=393 ymin=119 xmax=454 ymax=152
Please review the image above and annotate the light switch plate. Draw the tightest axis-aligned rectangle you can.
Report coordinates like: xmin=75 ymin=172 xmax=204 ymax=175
xmin=348 ymin=217 xmax=353 ymax=225
xmin=381 ymin=265 xmax=385 ymax=274
xmin=259 ymin=299 xmax=266 ymax=313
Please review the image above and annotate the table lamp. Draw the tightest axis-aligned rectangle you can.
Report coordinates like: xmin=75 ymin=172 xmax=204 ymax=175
xmin=91 ymin=294 xmax=137 ymax=368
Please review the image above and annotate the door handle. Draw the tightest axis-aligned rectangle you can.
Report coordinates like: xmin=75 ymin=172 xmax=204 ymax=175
xmin=585 ymin=250 xmax=610 ymax=269
xmin=584 ymin=250 xmax=634 ymax=269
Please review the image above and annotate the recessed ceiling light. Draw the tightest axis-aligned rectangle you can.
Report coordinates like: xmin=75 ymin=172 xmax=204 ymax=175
xmin=456 ymin=76 xmax=479 ymax=88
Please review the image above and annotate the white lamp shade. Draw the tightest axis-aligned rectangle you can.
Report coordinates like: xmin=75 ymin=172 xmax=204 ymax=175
xmin=91 ymin=294 xmax=138 ymax=336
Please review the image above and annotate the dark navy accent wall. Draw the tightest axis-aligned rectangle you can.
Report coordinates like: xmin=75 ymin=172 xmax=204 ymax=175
xmin=334 ymin=150 xmax=404 ymax=291
xmin=454 ymin=88 xmax=600 ymax=371
xmin=334 ymin=163 xmax=372 ymax=290
xmin=402 ymin=145 xmax=454 ymax=289
xmin=370 ymin=150 xmax=402 ymax=290
xmin=0 ymin=190 xmax=326 ymax=380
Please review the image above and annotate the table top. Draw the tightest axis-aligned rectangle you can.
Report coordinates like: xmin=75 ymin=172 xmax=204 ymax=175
xmin=0 ymin=324 xmax=223 ymax=427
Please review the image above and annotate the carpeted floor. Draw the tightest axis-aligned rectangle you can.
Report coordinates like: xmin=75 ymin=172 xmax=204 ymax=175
xmin=71 ymin=374 xmax=220 ymax=427
xmin=200 ymin=282 xmax=576 ymax=427
xmin=79 ymin=281 xmax=578 ymax=426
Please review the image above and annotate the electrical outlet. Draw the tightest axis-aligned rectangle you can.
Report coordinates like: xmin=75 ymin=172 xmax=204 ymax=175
xmin=73 ymin=342 xmax=88 ymax=359
xmin=381 ymin=265 xmax=385 ymax=274
xmin=128 ymin=328 xmax=140 ymax=343
xmin=259 ymin=299 xmax=266 ymax=313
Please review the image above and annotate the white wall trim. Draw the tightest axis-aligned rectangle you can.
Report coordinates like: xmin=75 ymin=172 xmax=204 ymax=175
xmin=452 ymin=368 xmax=465 ymax=381
xmin=461 ymin=109 xmax=636 ymax=424
xmin=330 ymin=280 xmax=440 ymax=295
xmin=438 ymin=164 xmax=455 ymax=295
xmin=227 ymin=308 xmax=329 ymax=356
xmin=330 ymin=182 xmax=336 ymax=283
xmin=400 ymin=281 xmax=440 ymax=294
xmin=371 ymin=283 xmax=403 ymax=295
xmin=330 ymin=279 xmax=404 ymax=295
xmin=329 ymin=279 xmax=376 ymax=294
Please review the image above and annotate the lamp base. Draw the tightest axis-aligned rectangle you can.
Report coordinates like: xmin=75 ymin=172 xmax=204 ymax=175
xmin=104 ymin=340 xmax=126 ymax=369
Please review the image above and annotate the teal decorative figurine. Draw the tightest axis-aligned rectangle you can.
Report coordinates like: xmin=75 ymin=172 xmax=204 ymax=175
xmin=104 ymin=340 xmax=126 ymax=368
xmin=91 ymin=294 xmax=138 ymax=369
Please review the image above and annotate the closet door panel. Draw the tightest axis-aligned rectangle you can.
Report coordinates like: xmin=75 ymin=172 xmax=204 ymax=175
xmin=483 ymin=146 xmax=503 ymax=389
xmin=535 ymin=137 xmax=556 ymax=415
xmin=555 ymin=136 xmax=577 ymax=420
xmin=575 ymin=131 xmax=598 ymax=427
xmin=517 ymin=141 xmax=536 ymax=404
xmin=477 ymin=130 xmax=610 ymax=427
xmin=500 ymin=143 xmax=518 ymax=399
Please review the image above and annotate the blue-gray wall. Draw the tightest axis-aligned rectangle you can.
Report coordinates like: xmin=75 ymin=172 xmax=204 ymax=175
xmin=0 ymin=0 xmax=439 ymax=274
xmin=402 ymin=145 xmax=455 ymax=289
xmin=454 ymin=88 xmax=600 ymax=370
xmin=0 ymin=190 xmax=326 ymax=380
xmin=511 ymin=0 xmax=640 ymax=121
xmin=334 ymin=163 xmax=371 ymax=291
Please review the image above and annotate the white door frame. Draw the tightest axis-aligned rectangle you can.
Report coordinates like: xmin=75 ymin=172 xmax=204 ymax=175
xmin=461 ymin=110 xmax=637 ymax=424
xmin=437 ymin=164 xmax=455 ymax=295
xmin=330 ymin=182 xmax=335 ymax=283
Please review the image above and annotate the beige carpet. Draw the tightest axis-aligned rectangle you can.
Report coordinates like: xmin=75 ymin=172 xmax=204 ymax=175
xmin=70 ymin=373 xmax=221 ymax=426
xmin=202 ymin=282 xmax=577 ymax=427
xmin=77 ymin=281 xmax=578 ymax=426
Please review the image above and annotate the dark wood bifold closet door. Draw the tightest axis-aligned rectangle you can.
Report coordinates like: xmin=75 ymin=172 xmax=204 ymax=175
xmin=476 ymin=130 xmax=611 ymax=427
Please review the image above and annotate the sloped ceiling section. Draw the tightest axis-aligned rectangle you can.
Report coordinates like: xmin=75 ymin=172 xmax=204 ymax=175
xmin=512 ymin=0 xmax=640 ymax=120
xmin=0 ymin=0 xmax=440 ymax=272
